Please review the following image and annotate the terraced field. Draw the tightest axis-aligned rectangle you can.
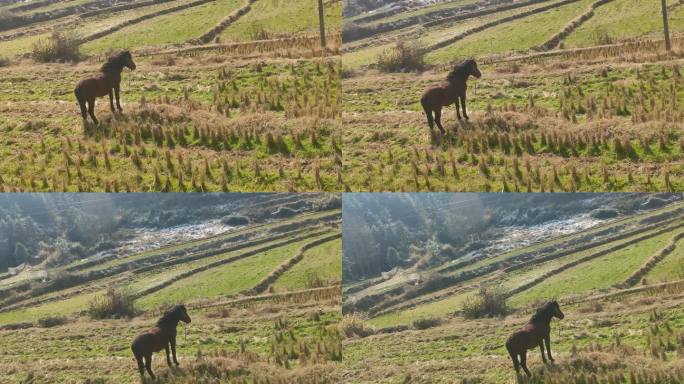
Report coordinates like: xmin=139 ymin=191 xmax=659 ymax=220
xmin=341 ymin=199 xmax=684 ymax=383
xmin=0 ymin=0 xmax=343 ymax=192
xmin=0 ymin=207 xmax=342 ymax=383
xmin=342 ymin=0 xmax=684 ymax=191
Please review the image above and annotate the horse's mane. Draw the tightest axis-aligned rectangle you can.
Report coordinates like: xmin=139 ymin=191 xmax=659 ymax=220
xmin=100 ymin=51 xmax=130 ymax=75
xmin=530 ymin=301 xmax=556 ymax=322
xmin=446 ymin=59 xmax=474 ymax=82
xmin=156 ymin=305 xmax=183 ymax=327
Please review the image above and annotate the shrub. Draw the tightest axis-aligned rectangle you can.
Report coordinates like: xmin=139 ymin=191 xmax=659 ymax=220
xmin=590 ymin=208 xmax=619 ymax=219
xmin=578 ymin=302 xmax=603 ymax=314
xmin=462 ymin=287 xmax=508 ymax=319
xmin=377 ymin=41 xmax=426 ymax=73
xmin=32 ymin=32 xmax=81 ymax=63
xmin=339 ymin=313 xmax=375 ymax=338
xmin=37 ymin=316 xmax=67 ymax=328
xmin=0 ymin=322 xmax=33 ymax=330
xmin=87 ymin=288 xmax=137 ymax=319
xmin=0 ymin=56 xmax=9 ymax=67
xmin=0 ymin=9 xmax=18 ymax=25
xmin=221 ymin=215 xmax=250 ymax=226
xmin=304 ymin=270 xmax=327 ymax=289
xmin=248 ymin=24 xmax=271 ymax=40
xmin=412 ymin=316 xmax=442 ymax=330
xmin=591 ymin=29 xmax=613 ymax=46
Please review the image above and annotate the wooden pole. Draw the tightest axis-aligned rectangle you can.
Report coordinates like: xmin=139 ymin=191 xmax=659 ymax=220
xmin=662 ymin=0 xmax=672 ymax=51
xmin=318 ymin=0 xmax=326 ymax=48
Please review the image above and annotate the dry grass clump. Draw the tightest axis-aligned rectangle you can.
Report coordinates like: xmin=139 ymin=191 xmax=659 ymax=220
xmin=32 ymin=32 xmax=81 ymax=63
xmin=37 ymin=316 xmax=67 ymax=328
xmin=87 ymin=288 xmax=136 ymax=319
xmin=339 ymin=313 xmax=375 ymax=338
xmin=377 ymin=41 xmax=426 ymax=73
xmin=412 ymin=316 xmax=442 ymax=330
xmin=462 ymin=287 xmax=508 ymax=319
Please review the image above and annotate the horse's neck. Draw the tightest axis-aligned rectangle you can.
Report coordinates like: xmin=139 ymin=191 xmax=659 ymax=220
xmin=160 ymin=322 xmax=178 ymax=335
xmin=103 ymin=67 xmax=123 ymax=81
xmin=447 ymin=75 xmax=467 ymax=88
xmin=531 ymin=315 xmax=552 ymax=327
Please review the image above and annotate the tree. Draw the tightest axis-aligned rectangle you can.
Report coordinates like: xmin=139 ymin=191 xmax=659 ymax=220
xmin=317 ymin=0 xmax=326 ymax=48
xmin=13 ymin=242 xmax=28 ymax=266
xmin=662 ymin=0 xmax=671 ymax=52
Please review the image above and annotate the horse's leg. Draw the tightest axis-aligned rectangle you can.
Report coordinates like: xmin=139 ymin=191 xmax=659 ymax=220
xmin=460 ymin=91 xmax=469 ymax=120
xmin=165 ymin=344 xmax=172 ymax=367
xmin=455 ymin=99 xmax=462 ymax=120
xmin=171 ymin=337 xmax=179 ymax=366
xmin=421 ymin=99 xmax=434 ymax=131
xmin=144 ymin=354 xmax=155 ymax=379
xmin=109 ymin=88 xmax=115 ymax=113
xmin=539 ymin=340 xmax=547 ymax=363
xmin=77 ymin=97 xmax=88 ymax=121
xmin=135 ymin=353 xmax=145 ymax=377
xmin=520 ymin=351 xmax=531 ymax=376
xmin=434 ymin=108 xmax=445 ymax=134
xmin=545 ymin=335 xmax=554 ymax=362
xmin=115 ymin=84 xmax=123 ymax=112
xmin=508 ymin=349 xmax=520 ymax=374
xmin=87 ymin=98 xmax=98 ymax=125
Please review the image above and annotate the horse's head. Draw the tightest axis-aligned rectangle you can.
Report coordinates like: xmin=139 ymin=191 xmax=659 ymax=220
xmin=549 ymin=300 xmax=564 ymax=320
xmin=122 ymin=50 xmax=136 ymax=70
xmin=176 ymin=304 xmax=191 ymax=324
xmin=467 ymin=59 xmax=481 ymax=79
xmin=158 ymin=305 xmax=191 ymax=326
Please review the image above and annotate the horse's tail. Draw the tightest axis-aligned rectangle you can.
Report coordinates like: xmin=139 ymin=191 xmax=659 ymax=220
xmin=74 ymin=83 xmax=82 ymax=102
xmin=420 ymin=96 xmax=434 ymax=130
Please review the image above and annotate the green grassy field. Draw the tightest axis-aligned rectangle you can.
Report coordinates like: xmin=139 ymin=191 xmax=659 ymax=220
xmin=426 ymin=0 xmax=596 ymax=62
xmin=82 ymin=0 xmax=245 ymax=53
xmin=137 ymin=232 xmax=335 ymax=308
xmin=343 ymin=290 xmax=684 ymax=383
xmin=271 ymin=238 xmax=342 ymax=291
xmin=0 ymin=209 xmax=342 ymax=383
xmin=0 ymin=0 xmax=343 ymax=192
xmin=220 ymin=0 xmax=342 ymax=41
xmin=565 ymin=0 xmax=684 ymax=48
xmin=348 ymin=203 xmax=684 ymax=330
xmin=509 ymin=229 xmax=681 ymax=306
xmin=644 ymin=236 xmax=684 ymax=282
xmin=341 ymin=0 xmax=684 ymax=191
xmin=342 ymin=202 xmax=684 ymax=383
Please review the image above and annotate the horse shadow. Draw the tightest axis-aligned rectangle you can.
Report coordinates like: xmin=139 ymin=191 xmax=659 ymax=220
xmin=429 ymin=119 xmax=471 ymax=146
xmin=82 ymin=111 xmax=128 ymax=138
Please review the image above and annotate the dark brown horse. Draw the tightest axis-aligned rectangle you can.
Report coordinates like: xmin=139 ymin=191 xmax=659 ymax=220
xmin=75 ymin=50 xmax=136 ymax=125
xmin=505 ymin=300 xmax=564 ymax=377
xmin=131 ymin=304 xmax=191 ymax=380
xmin=420 ymin=59 xmax=481 ymax=133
